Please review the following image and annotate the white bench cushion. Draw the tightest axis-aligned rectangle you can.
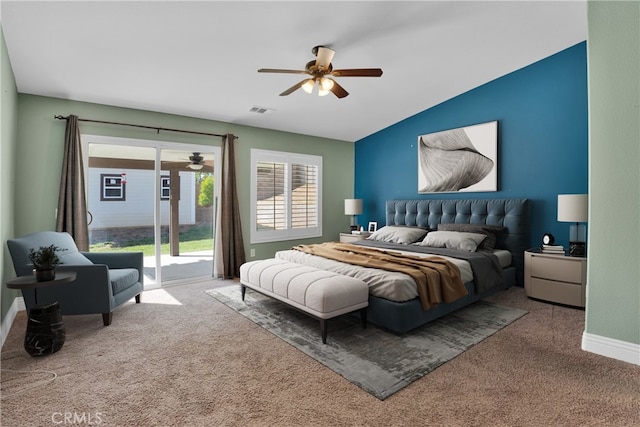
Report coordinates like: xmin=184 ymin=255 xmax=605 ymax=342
xmin=240 ymin=259 xmax=368 ymax=319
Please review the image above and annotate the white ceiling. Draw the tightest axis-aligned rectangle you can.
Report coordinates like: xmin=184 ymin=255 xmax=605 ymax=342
xmin=1 ymin=1 xmax=587 ymax=142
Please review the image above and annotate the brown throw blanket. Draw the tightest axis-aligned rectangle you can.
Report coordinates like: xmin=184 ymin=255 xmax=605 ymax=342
xmin=292 ymin=242 xmax=467 ymax=310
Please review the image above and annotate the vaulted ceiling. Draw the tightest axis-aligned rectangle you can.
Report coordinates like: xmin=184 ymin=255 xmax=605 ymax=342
xmin=1 ymin=1 xmax=587 ymax=142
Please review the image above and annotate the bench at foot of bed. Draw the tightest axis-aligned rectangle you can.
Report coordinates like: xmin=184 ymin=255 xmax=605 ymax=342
xmin=239 ymin=258 xmax=369 ymax=344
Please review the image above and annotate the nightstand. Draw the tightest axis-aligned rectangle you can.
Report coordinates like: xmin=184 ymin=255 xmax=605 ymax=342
xmin=524 ymin=248 xmax=587 ymax=308
xmin=339 ymin=232 xmax=370 ymax=243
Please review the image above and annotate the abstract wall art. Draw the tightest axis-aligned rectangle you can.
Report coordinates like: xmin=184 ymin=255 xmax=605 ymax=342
xmin=418 ymin=121 xmax=498 ymax=193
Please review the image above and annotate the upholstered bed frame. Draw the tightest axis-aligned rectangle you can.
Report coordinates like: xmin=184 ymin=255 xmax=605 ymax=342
xmin=364 ymin=198 xmax=530 ymax=334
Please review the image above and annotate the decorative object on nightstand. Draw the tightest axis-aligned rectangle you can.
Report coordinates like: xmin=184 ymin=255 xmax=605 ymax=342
xmin=541 ymin=233 xmax=565 ymax=254
xmin=344 ymin=199 xmax=363 ymax=231
xmin=557 ymin=194 xmax=588 ymax=257
xmin=524 ymin=248 xmax=587 ymax=308
xmin=541 ymin=244 xmax=565 ymax=255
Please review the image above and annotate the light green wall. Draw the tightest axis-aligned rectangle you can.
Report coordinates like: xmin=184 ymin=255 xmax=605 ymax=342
xmin=15 ymin=95 xmax=355 ymax=254
xmin=1 ymin=27 xmax=20 ymax=325
xmin=586 ymin=1 xmax=640 ymax=344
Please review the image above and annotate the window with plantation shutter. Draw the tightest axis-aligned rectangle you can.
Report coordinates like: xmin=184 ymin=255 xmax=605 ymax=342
xmin=251 ymin=149 xmax=322 ymax=243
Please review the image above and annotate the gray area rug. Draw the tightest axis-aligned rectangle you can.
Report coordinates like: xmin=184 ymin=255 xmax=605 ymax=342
xmin=206 ymin=285 xmax=527 ymax=400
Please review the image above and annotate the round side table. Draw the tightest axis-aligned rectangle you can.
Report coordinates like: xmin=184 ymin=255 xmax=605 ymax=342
xmin=6 ymin=272 xmax=76 ymax=357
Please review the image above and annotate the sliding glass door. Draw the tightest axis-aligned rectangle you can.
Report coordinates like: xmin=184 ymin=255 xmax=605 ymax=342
xmin=157 ymin=148 xmax=216 ymax=283
xmin=83 ymin=135 xmax=220 ymax=288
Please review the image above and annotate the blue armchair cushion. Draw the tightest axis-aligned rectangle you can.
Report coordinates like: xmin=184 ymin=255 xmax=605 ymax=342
xmin=109 ymin=268 xmax=140 ymax=295
xmin=59 ymin=251 xmax=94 ymax=265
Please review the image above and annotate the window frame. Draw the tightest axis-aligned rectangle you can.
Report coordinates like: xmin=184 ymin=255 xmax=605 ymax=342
xmin=160 ymin=175 xmax=170 ymax=200
xmin=100 ymin=174 xmax=126 ymax=201
xmin=250 ymin=149 xmax=322 ymax=244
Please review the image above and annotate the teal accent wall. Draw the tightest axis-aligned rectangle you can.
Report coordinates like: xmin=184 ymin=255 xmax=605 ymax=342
xmin=354 ymin=43 xmax=588 ymax=251
xmin=1 ymin=27 xmax=20 ymax=326
xmin=586 ymin=1 xmax=639 ymax=345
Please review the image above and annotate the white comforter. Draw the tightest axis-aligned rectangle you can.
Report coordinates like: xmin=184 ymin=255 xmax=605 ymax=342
xmin=275 ymin=248 xmax=474 ymax=303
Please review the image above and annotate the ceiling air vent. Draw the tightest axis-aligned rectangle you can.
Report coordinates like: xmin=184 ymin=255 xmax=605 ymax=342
xmin=249 ymin=106 xmax=275 ymax=114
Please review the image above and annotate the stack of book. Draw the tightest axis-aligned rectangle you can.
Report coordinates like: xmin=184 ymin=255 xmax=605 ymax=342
xmin=542 ymin=244 xmax=565 ymax=255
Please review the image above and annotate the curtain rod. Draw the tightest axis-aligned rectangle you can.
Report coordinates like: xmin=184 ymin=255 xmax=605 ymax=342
xmin=54 ymin=115 xmax=233 ymax=139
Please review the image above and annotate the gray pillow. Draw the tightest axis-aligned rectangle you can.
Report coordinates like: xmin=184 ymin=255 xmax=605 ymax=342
xmin=417 ymin=231 xmax=487 ymax=252
xmin=437 ymin=223 xmax=506 ymax=252
xmin=367 ymin=226 xmax=429 ymax=244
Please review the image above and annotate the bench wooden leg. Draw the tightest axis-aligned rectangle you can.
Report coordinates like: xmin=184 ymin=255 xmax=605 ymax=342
xmin=320 ymin=319 xmax=327 ymax=344
xmin=241 ymin=285 xmax=247 ymax=301
xmin=135 ymin=294 xmax=141 ymax=304
xmin=360 ymin=308 xmax=368 ymax=329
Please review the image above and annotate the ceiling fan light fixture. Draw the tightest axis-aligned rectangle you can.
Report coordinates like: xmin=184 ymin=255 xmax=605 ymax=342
xmin=259 ymin=46 xmax=382 ymax=99
xmin=301 ymin=79 xmax=315 ymax=94
xmin=318 ymin=77 xmax=334 ymax=96
xmin=187 ymin=163 xmax=204 ymax=170
xmin=320 ymin=77 xmax=334 ymax=96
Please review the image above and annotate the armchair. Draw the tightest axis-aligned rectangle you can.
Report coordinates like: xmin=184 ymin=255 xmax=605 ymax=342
xmin=7 ymin=231 xmax=143 ymax=326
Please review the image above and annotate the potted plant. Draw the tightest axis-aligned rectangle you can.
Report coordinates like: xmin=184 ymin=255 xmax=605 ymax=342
xmin=28 ymin=245 xmax=66 ymax=282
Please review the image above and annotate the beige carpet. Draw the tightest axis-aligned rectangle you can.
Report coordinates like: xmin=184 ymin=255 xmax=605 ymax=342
xmin=206 ymin=285 xmax=527 ymax=400
xmin=2 ymin=281 xmax=638 ymax=426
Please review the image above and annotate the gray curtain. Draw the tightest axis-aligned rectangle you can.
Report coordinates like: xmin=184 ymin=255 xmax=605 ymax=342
xmin=55 ymin=115 xmax=89 ymax=251
xmin=214 ymin=133 xmax=246 ymax=279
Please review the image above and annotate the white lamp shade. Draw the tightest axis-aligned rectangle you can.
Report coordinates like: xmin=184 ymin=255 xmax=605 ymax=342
xmin=344 ymin=199 xmax=363 ymax=216
xmin=557 ymin=194 xmax=588 ymax=222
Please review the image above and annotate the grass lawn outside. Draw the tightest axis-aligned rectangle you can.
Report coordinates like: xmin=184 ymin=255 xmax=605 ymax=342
xmin=89 ymin=226 xmax=214 ymax=256
xmin=90 ymin=239 xmax=213 ymax=256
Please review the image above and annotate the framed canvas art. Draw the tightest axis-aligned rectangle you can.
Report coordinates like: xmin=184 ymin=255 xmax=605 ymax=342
xmin=418 ymin=121 xmax=498 ymax=193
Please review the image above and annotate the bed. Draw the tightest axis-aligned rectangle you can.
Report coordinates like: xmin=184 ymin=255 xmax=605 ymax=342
xmin=276 ymin=198 xmax=530 ymax=334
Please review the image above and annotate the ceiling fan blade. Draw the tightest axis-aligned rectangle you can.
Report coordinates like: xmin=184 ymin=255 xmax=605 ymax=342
xmin=331 ymin=68 xmax=383 ymax=77
xmin=330 ymin=80 xmax=349 ymax=99
xmin=279 ymin=79 xmax=310 ymax=96
xmin=258 ymin=68 xmax=309 ymax=75
xmin=315 ymin=46 xmax=335 ymax=70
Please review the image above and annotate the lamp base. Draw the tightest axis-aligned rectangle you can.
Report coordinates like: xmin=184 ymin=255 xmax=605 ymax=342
xmin=569 ymin=223 xmax=586 ymax=242
xmin=350 ymin=225 xmax=359 ymax=232
xmin=569 ymin=241 xmax=586 ymax=257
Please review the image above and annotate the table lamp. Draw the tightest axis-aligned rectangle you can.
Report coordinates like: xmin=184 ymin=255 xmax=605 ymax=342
xmin=557 ymin=194 xmax=588 ymax=257
xmin=344 ymin=199 xmax=363 ymax=232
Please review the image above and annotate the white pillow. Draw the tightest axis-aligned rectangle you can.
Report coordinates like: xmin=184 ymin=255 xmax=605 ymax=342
xmin=367 ymin=226 xmax=428 ymax=244
xmin=417 ymin=231 xmax=487 ymax=252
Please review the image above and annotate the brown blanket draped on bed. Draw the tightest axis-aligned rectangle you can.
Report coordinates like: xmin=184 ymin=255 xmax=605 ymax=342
xmin=292 ymin=242 xmax=467 ymax=310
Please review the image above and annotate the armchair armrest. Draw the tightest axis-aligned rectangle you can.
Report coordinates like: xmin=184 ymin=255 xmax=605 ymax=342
xmin=83 ymin=251 xmax=143 ymax=269
xmin=37 ymin=264 xmax=113 ymax=314
xmin=82 ymin=252 xmax=144 ymax=286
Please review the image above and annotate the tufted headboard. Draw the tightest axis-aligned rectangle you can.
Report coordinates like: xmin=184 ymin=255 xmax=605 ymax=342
xmin=386 ymin=198 xmax=530 ymax=285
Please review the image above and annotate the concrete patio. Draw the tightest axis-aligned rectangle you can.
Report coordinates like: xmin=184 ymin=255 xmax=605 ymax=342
xmin=143 ymin=250 xmax=213 ymax=286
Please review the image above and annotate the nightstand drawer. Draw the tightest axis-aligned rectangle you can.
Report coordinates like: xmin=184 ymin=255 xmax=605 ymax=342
xmin=530 ymin=255 xmax=583 ymax=283
xmin=527 ymin=277 xmax=583 ymax=306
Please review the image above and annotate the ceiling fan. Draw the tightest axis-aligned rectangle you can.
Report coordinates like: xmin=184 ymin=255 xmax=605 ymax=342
xmin=258 ymin=45 xmax=383 ymax=99
xmin=187 ymin=152 xmax=204 ymax=170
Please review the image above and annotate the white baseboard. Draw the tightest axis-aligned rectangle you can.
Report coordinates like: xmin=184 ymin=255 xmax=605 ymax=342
xmin=582 ymin=331 xmax=640 ymax=365
xmin=1 ymin=297 xmax=25 ymax=349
